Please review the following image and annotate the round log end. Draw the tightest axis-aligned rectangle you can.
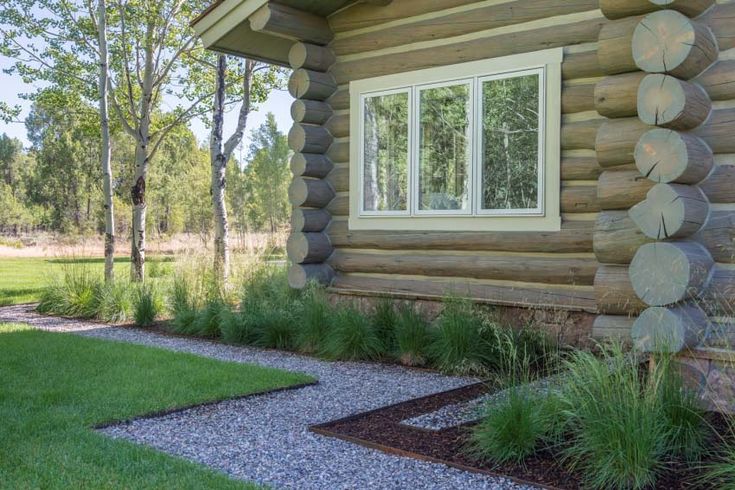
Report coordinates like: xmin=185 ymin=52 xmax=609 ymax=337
xmin=288 ymin=177 xmax=310 ymax=207
xmin=628 ymin=183 xmax=709 ymax=239
xmin=288 ymin=263 xmax=335 ymax=289
xmin=629 ymin=241 xmax=714 ymax=306
xmin=632 ymin=304 xmax=708 ymax=353
xmin=635 ymin=129 xmax=713 ymax=184
xmin=291 ymin=208 xmax=332 ymax=233
xmin=632 ymin=11 xmax=718 ymax=79
xmin=287 ymin=232 xmax=334 ymax=264
xmin=637 ymin=74 xmax=712 ymax=130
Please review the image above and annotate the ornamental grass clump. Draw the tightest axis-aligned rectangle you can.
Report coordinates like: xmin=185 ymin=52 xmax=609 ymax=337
xmin=296 ymin=283 xmax=332 ymax=354
xmin=95 ymin=280 xmax=133 ymax=323
xmin=558 ymin=345 xmax=707 ymax=490
xmin=370 ymin=299 xmax=398 ymax=353
xmin=393 ymin=305 xmax=432 ymax=367
xmin=429 ymin=298 xmax=494 ymax=375
xmin=322 ymin=305 xmax=384 ymax=361
xmin=471 ymin=388 xmax=562 ymax=465
xmin=37 ymin=265 xmax=100 ymax=318
xmin=134 ymin=285 xmax=162 ymax=327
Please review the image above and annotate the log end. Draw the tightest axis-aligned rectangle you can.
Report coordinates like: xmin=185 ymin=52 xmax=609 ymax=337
xmin=288 ymin=263 xmax=335 ymax=289
xmin=632 ymin=304 xmax=708 ymax=353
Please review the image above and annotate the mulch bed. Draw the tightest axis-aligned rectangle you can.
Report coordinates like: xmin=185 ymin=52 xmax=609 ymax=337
xmin=311 ymin=383 xmax=731 ymax=490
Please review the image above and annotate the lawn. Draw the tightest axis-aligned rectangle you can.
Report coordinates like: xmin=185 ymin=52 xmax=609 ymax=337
xmin=0 ymin=256 xmax=173 ymax=306
xmin=0 ymin=323 xmax=314 ymax=488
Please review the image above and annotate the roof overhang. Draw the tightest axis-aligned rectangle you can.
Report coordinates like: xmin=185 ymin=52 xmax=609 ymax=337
xmin=192 ymin=0 xmax=354 ymax=66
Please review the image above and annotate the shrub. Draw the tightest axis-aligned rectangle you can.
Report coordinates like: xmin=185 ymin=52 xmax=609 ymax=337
xmin=95 ymin=281 xmax=133 ymax=323
xmin=322 ymin=305 xmax=384 ymax=361
xmin=371 ymin=299 xmax=398 ymax=352
xmin=393 ymin=305 xmax=432 ymax=367
xmin=429 ymin=298 xmax=493 ymax=375
xmin=134 ymin=285 xmax=162 ymax=327
xmin=558 ymin=346 xmax=705 ymax=490
xmin=296 ymin=284 xmax=332 ymax=354
xmin=471 ymin=388 xmax=560 ymax=464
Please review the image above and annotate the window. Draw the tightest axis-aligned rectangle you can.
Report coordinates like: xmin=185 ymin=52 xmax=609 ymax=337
xmin=349 ymin=49 xmax=562 ymax=232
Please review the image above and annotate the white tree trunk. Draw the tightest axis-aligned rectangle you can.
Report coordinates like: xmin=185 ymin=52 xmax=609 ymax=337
xmin=211 ymin=55 xmax=230 ymax=283
xmin=209 ymin=57 xmax=254 ymax=285
xmin=98 ymin=0 xmax=115 ymax=283
xmin=130 ymin=23 xmax=155 ymax=282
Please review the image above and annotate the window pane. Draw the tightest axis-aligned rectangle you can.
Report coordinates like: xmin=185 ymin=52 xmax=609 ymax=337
xmin=481 ymin=73 xmax=540 ymax=211
xmin=363 ymin=92 xmax=409 ymax=212
xmin=418 ymin=83 xmax=471 ymax=211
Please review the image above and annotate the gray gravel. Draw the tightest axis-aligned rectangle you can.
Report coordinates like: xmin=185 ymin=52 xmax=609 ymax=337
xmin=0 ymin=304 xmax=537 ymax=490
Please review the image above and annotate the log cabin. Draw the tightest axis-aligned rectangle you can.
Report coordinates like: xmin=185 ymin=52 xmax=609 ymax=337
xmin=193 ymin=1 xmax=735 ymax=407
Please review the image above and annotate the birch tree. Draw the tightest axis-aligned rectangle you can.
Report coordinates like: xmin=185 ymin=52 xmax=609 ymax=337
xmin=105 ymin=0 xmax=211 ymax=281
xmin=206 ymin=54 xmax=281 ymax=283
xmin=1 ymin=0 xmax=116 ymax=281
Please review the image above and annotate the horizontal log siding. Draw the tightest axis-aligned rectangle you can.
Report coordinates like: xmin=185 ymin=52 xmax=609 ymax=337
xmin=321 ymin=1 xmax=606 ymax=311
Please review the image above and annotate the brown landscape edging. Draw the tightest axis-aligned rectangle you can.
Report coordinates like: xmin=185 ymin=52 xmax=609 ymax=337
xmin=309 ymin=383 xmax=564 ymax=490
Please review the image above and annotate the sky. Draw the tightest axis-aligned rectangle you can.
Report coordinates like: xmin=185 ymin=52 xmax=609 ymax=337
xmin=0 ymin=54 xmax=293 ymax=158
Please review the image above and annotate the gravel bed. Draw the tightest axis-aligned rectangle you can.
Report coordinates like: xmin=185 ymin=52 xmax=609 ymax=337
xmin=0 ymin=305 xmax=537 ymax=490
xmin=401 ymin=377 xmax=562 ymax=431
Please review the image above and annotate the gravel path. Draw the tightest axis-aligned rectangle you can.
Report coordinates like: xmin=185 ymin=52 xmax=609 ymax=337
xmin=0 ymin=304 xmax=535 ymax=490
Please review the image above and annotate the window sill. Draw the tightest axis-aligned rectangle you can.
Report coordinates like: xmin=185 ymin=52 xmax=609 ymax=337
xmin=347 ymin=215 xmax=562 ymax=232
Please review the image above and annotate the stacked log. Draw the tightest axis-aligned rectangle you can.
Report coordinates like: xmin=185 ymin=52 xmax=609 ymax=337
xmin=287 ymin=34 xmax=339 ymax=288
xmin=594 ymin=3 xmax=722 ymax=352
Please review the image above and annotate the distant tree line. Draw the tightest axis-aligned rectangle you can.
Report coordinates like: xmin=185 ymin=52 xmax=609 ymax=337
xmin=0 ymin=96 xmax=291 ymax=241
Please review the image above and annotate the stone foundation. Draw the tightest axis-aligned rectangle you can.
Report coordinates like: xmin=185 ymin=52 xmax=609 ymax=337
xmin=327 ymin=291 xmax=596 ymax=348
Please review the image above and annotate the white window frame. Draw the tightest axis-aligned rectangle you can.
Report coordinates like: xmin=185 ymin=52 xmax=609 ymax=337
xmin=349 ymin=48 xmax=562 ymax=232
xmin=414 ymin=78 xmax=474 ymax=217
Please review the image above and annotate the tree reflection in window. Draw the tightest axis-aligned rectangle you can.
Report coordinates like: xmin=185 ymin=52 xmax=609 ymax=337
xmin=362 ymin=91 xmax=409 ymax=212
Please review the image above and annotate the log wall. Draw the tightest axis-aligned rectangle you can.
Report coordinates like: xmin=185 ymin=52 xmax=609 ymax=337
xmin=306 ymin=0 xmax=609 ymax=311
xmin=281 ymin=0 xmax=735 ymax=332
xmin=591 ymin=0 xmax=735 ymax=352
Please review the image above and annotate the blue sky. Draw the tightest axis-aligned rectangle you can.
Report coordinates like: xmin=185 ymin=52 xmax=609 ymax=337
xmin=0 ymin=54 xmax=293 ymax=154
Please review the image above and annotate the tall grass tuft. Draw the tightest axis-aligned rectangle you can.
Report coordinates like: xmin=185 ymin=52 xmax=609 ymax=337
xmin=471 ymin=388 xmax=561 ymax=464
xmin=134 ymin=285 xmax=162 ymax=327
xmin=38 ymin=265 xmax=100 ymax=318
xmin=700 ymin=416 xmax=735 ymax=490
xmin=95 ymin=281 xmax=133 ymax=323
xmin=558 ymin=345 xmax=706 ymax=490
xmin=371 ymin=299 xmax=398 ymax=353
xmin=322 ymin=305 xmax=384 ymax=361
xmin=296 ymin=283 xmax=332 ymax=354
xmin=429 ymin=298 xmax=493 ymax=375
xmin=219 ymin=309 xmax=256 ymax=345
xmin=393 ymin=305 xmax=432 ymax=367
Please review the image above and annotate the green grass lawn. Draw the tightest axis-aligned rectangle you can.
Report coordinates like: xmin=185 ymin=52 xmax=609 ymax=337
xmin=0 ymin=257 xmax=173 ymax=306
xmin=0 ymin=323 xmax=314 ymax=488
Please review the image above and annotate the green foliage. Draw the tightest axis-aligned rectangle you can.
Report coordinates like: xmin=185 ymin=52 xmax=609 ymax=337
xmin=296 ymin=284 xmax=332 ymax=354
xmin=429 ymin=298 xmax=492 ymax=375
xmin=219 ymin=308 xmax=256 ymax=346
xmin=471 ymin=388 xmax=560 ymax=464
xmin=393 ymin=305 xmax=432 ymax=367
xmin=37 ymin=266 xmax=100 ymax=318
xmin=0 ymin=322 xmax=311 ymax=488
xmin=370 ymin=299 xmax=398 ymax=353
xmin=322 ymin=306 xmax=385 ymax=361
xmin=228 ymin=114 xmax=291 ymax=233
xmin=558 ymin=347 xmax=707 ymax=490
xmin=191 ymin=301 xmax=231 ymax=339
xmin=701 ymin=421 xmax=735 ymax=490
xmin=134 ymin=285 xmax=163 ymax=327
xmin=95 ymin=281 xmax=133 ymax=323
